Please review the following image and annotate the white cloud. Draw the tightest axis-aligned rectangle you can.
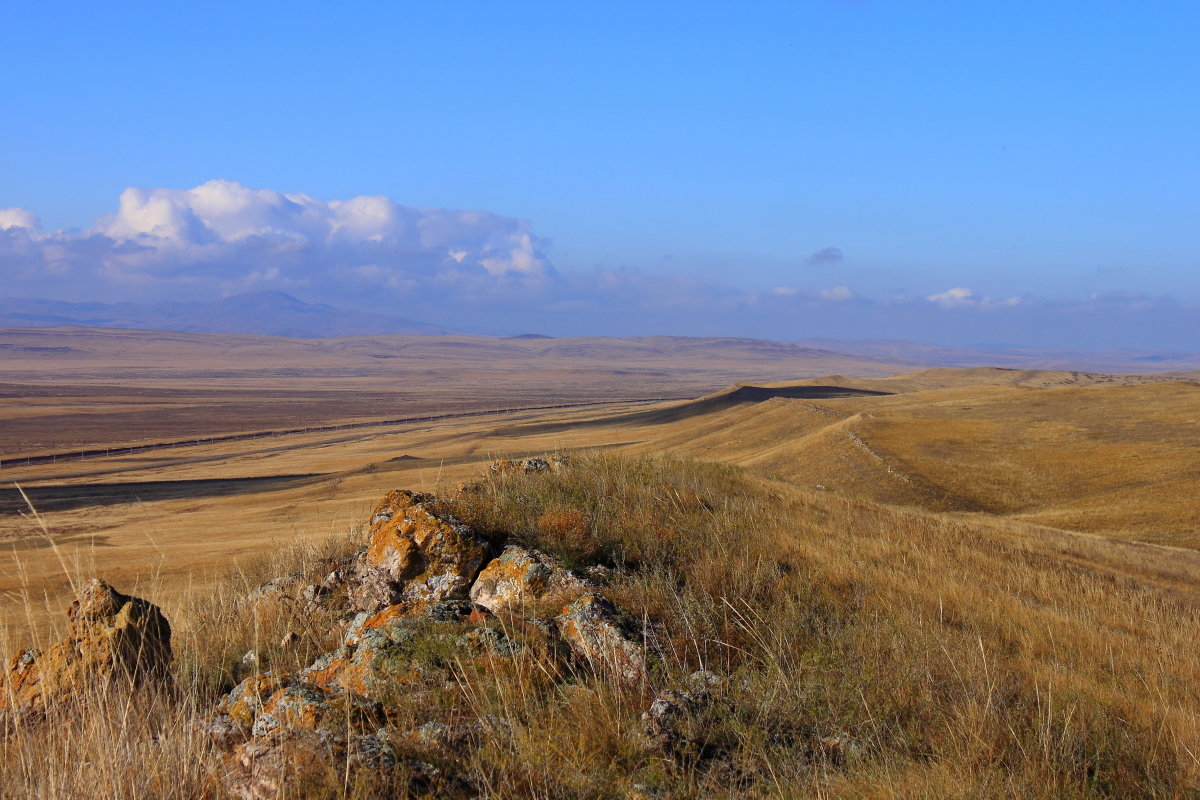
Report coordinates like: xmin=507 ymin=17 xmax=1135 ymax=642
xmin=819 ymin=285 xmax=853 ymax=301
xmin=980 ymin=296 xmax=1021 ymax=310
xmin=0 ymin=180 xmax=553 ymax=301
xmin=0 ymin=208 xmax=40 ymax=232
xmin=927 ymin=286 xmax=1020 ymax=310
xmin=927 ymin=286 xmax=976 ymax=307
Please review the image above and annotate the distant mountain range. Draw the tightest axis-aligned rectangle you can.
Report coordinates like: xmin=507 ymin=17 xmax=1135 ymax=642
xmin=1 ymin=293 xmax=1197 ymax=374
xmin=0 ymin=292 xmax=456 ymax=338
xmin=793 ymin=338 xmax=1200 ymax=373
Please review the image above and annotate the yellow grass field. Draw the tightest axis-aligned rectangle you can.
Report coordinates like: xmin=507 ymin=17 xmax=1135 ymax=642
xmin=3 ymin=329 xmax=1200 ymax=797
xmin=1 ymin=331 xmax=1196 ymax=639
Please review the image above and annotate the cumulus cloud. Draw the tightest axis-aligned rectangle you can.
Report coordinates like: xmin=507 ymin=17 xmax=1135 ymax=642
xmin=0 ymin=208 xmax=40 ymax=232
xmin=927 ymin=286 xmax=975 ymax=307
xmin=805 ymin=246 xmax=843 ymax=266
xmin=927 ymin=287 xmax=1019 ymax=310
xmin=819 ymin=285 xmax=854 ymax=301
xmin=0 ymin=180 xmax=553 ymax=303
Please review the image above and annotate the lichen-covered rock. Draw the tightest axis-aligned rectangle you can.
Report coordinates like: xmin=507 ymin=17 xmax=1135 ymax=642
xmin=370 ymin=489 xmax=435 ymax=524
xmin=554 ymin=594 xmax=645 ymax=685
xmin=224 ymin=728 xmax=416 ymax=800
xmin=0 ymin=649 xmax=39 ymax=710
xmin=204 ymin=670 xmax=386 ymax=746
xmin=219 ymin=671 xmax=290 ymax=729
xmin=301 ymin=608 xmax=522 ymax=704
xmin=0 ymin=579 xmax=172 ymax=715
xmin=488 ymin=457 xmax=558 ymax=474
xmin=469 ymin=545 xmax=591 ymax=613
xmin=245 ymin=575 xmax=301 ymax=605
xmin=250 ymin=684 xmax=332 ymax=737
xmin=347 ymin=494 xmax=489 ymax=613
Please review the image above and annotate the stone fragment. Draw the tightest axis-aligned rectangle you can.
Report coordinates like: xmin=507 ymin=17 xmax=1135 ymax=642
xmin=553 ymin=594 xmax=645 ymax=685
xmin=641 ymin=690 xmax=692 ymax=749
xmin=224 ymin=728 xmax=415 ymax=800
xmin=640 ymin=671 xmax=725 ymax=751
xmin=469 ymin=545 xmax=591 ymax=613
xmin=488 ymin=457 xmax=557 ymax=474
xmin=245 ymin=575 xmax=303 ymax=608
xmin=0 ymin=579 xmax=172 ymax=715
xmin=688 ymin=669 xmax=723 ymax=694
xmin=217 ymin=671 xmax=289 ymax=729
xmin=348 ymin=494 xmax=489 ymax=613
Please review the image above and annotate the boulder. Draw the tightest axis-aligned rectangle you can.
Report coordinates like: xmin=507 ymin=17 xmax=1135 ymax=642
xmin=217 ymin=671 xmax=290 ymax=729
xmin=348 ymin=493 xmax=489 ymax=613
xmin=367 ymin=489 xmax=434 ymax=528
xmin=469 ymin=545 xmax=591 ymax=613
xmin=224 ymin=728 xmax=416 ymax=800
xmin=553 ymin=594 xmax=645 ymax=685
xmin=302 ymin=608 xmax=521 ymax=702
xmin=488 ymin=457 xmax=557 ymax=474
xmin=0 ymin=578 xmax=172 ymax=715
xmin=203 ymin=670 xmax=386 ymax=743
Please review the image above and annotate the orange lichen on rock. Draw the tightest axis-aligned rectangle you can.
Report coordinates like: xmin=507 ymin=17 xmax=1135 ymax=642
xmin=0 ymin=578 xmax=172 ymax=715
xmin=469 ymin=545 xmax=590 ymax=613
xmin=350 ymin=494 xmax=489 ymax=613
xmin=554 ymin=593 xmax=645 ymax=685
xmin=218 ymin=671 xmax=290 ymax=729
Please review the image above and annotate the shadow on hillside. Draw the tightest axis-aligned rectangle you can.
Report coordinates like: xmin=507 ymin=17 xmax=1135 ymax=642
xmin=495 ymin=384 xmax=893 ymax=435
xmin=0 ymin=474 xmax=326 ymax=516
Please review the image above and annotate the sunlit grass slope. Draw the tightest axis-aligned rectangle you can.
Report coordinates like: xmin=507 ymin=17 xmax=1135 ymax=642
xmin=632 ymin=373 xmax=1200 ymax=545
xmin=4 ymin=452 xmax=1200 ymax=797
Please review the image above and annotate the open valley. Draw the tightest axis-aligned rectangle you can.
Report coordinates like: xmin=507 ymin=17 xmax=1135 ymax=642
xmin=3 ymin=329 xmax=1197 ymax=641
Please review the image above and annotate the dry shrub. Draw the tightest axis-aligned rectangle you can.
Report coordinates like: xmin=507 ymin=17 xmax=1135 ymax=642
xmin=535 ymin=507 xmax=594 ymax=563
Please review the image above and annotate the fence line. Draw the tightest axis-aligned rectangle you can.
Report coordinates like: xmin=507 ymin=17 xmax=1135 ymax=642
xmin=0 ymin=396 xmax=690 ymax=471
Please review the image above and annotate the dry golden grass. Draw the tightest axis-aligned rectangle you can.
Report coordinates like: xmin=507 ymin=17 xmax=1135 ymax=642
xmin=5 ymin=451 xmax=1200 ymax=798
xmin=3 ymin=367 xmax=1197 ymax=641
xmin=624 ymin=376 xmax=1200 ymax=544
xmin=0 ymin=326 xmax=905 ymax=456
xmin=3 ymin=347 xmax=1199 ymax=796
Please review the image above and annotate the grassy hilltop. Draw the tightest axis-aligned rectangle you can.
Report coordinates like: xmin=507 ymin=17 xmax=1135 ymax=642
xmin=4 ymin=450 xmax=1199 ymax=798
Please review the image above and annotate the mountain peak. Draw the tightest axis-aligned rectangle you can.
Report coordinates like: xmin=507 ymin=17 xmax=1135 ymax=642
xmin=0 ymin=294 xmax=458 ymax=338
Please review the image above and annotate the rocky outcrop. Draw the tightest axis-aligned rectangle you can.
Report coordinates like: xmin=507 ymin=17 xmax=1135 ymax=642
xmin=469 ymin=545 xmax=591 ymax=613
xmin=488 ymin=455 xmax=568 ymax=474
xmin=348 ymin=490 xmax=490 ymax=613
xmin=301 ymin=604 xmax=523 ymax=703
xmin=554 ymin=593 xmax=646 ymax=685
xmin=0 ymin=579 xmax=172 ymax=716
xmin=204 ymin=610 xmax=521 ymax=799
xmin=197 ymin=469 xmax=672 ymax=798
xmin=224 ymin=727 xmax=466 ymax=800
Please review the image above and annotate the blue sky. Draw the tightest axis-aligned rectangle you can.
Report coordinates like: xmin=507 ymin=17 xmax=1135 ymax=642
xmin=1 ymin=1 xmax=1197 ymax=347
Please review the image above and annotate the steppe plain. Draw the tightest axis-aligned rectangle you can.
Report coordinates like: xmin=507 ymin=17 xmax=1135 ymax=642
xmin=5 ymin=326 xmax=1200 ymax=797
xmin=2 ymin=326 xmax=1197 ymax=641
